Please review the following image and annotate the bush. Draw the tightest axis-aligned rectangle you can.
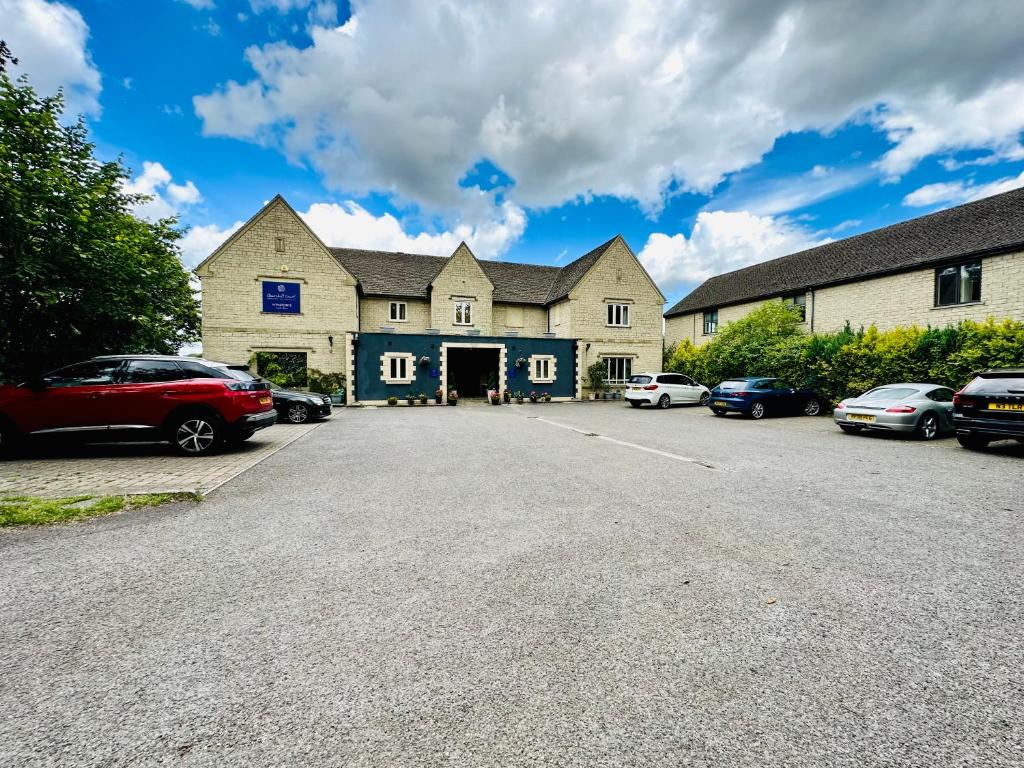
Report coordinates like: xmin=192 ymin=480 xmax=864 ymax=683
xmin=308 ymin=369 xmax=345 ymax=394
xmin=665 ymin=302 xmax=1024 ymax=406
xmin=586 ymin=361 xmax=607 ymax=391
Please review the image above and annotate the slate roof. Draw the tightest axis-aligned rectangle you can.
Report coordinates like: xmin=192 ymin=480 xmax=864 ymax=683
xmin=330 ymin=237 xmax=617 ymax=306
xmin=665 ymin=187 xmax=1024 ymax=318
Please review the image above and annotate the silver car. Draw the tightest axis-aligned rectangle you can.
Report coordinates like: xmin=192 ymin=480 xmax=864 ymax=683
xmin=834 ymin=383 xmax=956 ymax=439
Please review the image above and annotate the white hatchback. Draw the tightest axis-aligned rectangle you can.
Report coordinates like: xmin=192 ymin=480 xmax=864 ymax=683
xmin=624 ymin=372 xmax=711 ymax=409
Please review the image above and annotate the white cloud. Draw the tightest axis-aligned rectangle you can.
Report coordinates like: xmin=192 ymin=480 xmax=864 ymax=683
xmin=193 ymin=0 xmax=1024 ymax=216
xmin=639 ymin=210 xmax=826 ymax=294
xmin=706 ymin=164 xmax=874 ymax=217
xmin=177 ymin=0 xmax=215 ymax=8
xmin=902 ymin=171 xmax=1024 ymax=208
xmin=249 ymin=0 xmax=313 ymax=12
xmin=299 ymin=199 xmax=526 ymax=259
xmin=124 ymin=161 xmax=203 ymax=221
xmin=200 ymin=18 xmax=222 ymax=36
xmin=179 ymin=221 xmax=244 ymax=269
xmin=1 ymin=0 xmax=101 ymax=116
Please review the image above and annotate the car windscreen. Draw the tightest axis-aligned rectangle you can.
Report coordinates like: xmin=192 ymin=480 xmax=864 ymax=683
xmin=860 ymin=387 xmax=919 ymax=400
xmin=718 ymin=380 xmax=749 ymax=390
xmin=628 ymin=375 xmax=652 ymax=385
xmin=962 ymin=376 xmax=1024 ymax=395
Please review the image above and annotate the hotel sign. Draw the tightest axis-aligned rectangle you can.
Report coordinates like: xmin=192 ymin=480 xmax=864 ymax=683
xmin=262 ymin=281 xmax=301 ymax=314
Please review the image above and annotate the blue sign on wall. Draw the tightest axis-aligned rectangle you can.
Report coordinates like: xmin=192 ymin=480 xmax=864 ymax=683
xmin=262 ymin=281 xmax=301 ymax=314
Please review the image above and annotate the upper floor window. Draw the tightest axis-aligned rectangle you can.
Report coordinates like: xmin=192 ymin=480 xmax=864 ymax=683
xmin=785 ymin=292 xmax=807 ymax=322
xmin=935 ymin=261 xmax=981 ymax=307
xmin=605 ymin=356 xmax=633 ymax=385
xmin=703 ymin=309 xmax=718 ymax=335
xmin=274 ymin=236 xmax=285 ymax=253
xmin=389 ymin=301 xmax=407 ymax=322
xmin=606 ymin=303 xmax=630 ymax=327
xmin=454 ymin=300 xmax=472 ymax=326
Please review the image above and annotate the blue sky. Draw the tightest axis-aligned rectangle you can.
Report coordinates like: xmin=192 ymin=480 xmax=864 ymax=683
xmin=7 ymin=0 xmax=1024 ymax=309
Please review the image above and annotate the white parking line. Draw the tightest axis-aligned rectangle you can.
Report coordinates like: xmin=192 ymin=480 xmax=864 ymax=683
xmin=530 ymin=416 xmax=717 ymax=469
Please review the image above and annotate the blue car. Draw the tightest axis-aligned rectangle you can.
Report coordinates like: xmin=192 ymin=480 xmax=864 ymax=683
xmin=708 ymin=377 xmax=823 ymax=419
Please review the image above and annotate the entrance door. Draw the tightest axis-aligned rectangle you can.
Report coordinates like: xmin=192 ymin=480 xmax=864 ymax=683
xmin=446 ymin=347 xmax=500 ymax=398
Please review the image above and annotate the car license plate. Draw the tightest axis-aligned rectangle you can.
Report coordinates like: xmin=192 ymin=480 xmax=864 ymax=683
xmin=988 ymin=402 xmax=1024 ymax=411
xmin=848 ymin=413 xmax=876 ymax=422
xmin=713 ymin=400 xmax=727 ymax=407
xmin=259 ymin=396 xmax=271 ymax=405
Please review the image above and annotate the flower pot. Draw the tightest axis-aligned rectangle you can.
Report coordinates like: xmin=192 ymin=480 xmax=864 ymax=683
xmin=435 ymin=397 xmax=442 ymax=405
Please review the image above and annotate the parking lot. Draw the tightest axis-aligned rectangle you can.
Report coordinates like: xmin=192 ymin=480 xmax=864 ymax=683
xmin=1 ymin=403 xmax=1021 ymax=766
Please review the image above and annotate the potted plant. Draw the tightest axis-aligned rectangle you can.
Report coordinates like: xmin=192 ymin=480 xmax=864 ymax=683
xmin=447 ymin=389 xmax=459 ymax=406
xmin=503 ymin=389 xmax=511 ymax=403
xmin=419 ymin=355 xmax=431 ymax=367
xmin=515 ymin=357 xmax=526 ymax=368
xmin=406 ymin=391 xmax=416 ymax=405
xmin=418 ymin=392 xmax=428 ymax=404
xmin=435 ymin=387 xmax=444 ymax=405
xmin=515 ymin=391 xmax=524 ymax=404
xmin=543 ymin=392 xmax=552 ymax=402
xmin=587 ymin=361 xmax=607 ymax=400
xmin=529 ymin=391 xmax=539 ymax=403
xmin=611 ymin=390 xmax=621 ymax=400
xmin=489 ymin=389 xmax=501 ymax=405
xmin=387 ymin=395 xmax=398 ymax=406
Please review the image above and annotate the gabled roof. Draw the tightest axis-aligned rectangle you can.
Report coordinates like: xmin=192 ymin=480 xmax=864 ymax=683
xmin=665 ymin=186 xmax=1024 ymax=318
xmin=330 ymin=238 xmax=614 ymax=306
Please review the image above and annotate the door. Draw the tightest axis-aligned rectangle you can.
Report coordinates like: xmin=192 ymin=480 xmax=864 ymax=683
xmin=927 ymin=387 xmax=956 ymax=431
xmin=657 ymin=374 xmax=680 ymax=403
xmin=678 ymin=374 xmax=703 ymax=403
xmin=771 ymin=380 xmax=800 ymax=413
xmin=115 ymin=359 xmax=192 ymax=427
xmin=30 ymin=359 xmax=125 ymax=432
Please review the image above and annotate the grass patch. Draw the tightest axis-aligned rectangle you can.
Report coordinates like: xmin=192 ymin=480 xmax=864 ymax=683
xmin=0 ymin=492 xmax=201 ymax=527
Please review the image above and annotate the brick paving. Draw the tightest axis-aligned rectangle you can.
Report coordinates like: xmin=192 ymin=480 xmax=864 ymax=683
xmin=0 ymin=422 xmax=322 ymax=499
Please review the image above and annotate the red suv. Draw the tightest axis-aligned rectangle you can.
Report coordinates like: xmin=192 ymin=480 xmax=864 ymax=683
xmin=0 ymin=356 xmax=277 ymax=457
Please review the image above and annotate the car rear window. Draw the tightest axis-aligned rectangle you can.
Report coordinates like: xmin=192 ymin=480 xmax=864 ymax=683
xmin=962 ymin=375 xmax=1024 ymax=395
xmin=221 ymin=369 xmax=257 ymax=381
xmin=718 ymin=380 xmax=749 ymax=390
xmin=861 ymin=387 xmax=919 ymax=400
xmin=628 ymin=375 xmax=652 ymax=385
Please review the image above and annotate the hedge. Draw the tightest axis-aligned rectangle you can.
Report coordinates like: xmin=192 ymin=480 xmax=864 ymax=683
xmin=664 ymin=301 xmax=1024 ymax=406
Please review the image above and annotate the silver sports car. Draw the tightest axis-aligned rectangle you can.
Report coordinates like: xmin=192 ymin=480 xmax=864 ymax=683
xmin=834 ymin=383 xmax=956 ymax=439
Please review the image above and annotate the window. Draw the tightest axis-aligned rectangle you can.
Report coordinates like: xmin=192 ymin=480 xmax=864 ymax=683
xmin=935 ymin=260 xmax=981 ymax=306
xmin=785 ymin=293 xmax=807 ymax=322
xmin=703 ymin=309 xmax=718 ymax=335
xmin=389 ymin=301 xmax=407 ymax=322
xmin=43 ymin=360 xmax=122 ymax=388
xmin=606 ymin=303 xmax=630 ymax=327
xmin=121 ymin=360 xmax=186 ymax=383
xmin=274 ymin=236 xmax=285 ymax=253
xmin=380 ymin=353 xmax=416 ymax=384
xmin=926 ymin=388 xmax=955 ymax=403
xmin=604 ymin=357 xmax=633 ymax=385
xmin=529 ymin=355 xmax=556 ymax=384
xmin=454 ymin=301 xmax=472 ymax=326
xmin=177 ymin=360 xmax=229 ymax=379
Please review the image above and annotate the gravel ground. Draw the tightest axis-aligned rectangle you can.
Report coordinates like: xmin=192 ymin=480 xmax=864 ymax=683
xmin=1 ymin=403 xmax=1021 ymax=767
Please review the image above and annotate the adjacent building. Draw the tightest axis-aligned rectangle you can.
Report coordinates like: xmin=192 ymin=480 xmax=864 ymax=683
xmin=665 ymin=187 xmax=1024 ymax=347
xmin=196 ymin=196 xmax=665 ymax=403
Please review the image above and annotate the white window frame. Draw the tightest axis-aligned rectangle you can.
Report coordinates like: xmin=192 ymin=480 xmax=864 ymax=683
xmin=606 ymin=303 xmax=631 ymax=327
xmin=389 ymin=301 xmax=408 ymax=322
xmin=453 ymin=300 xmax=473 ymax=326
xmin=380 ymin=352 xmax=416 ymax=384
xmin=528 ymin=354 xmax=556 ymax=384
xmin=604 ymin=356 xmax=633 ymax=385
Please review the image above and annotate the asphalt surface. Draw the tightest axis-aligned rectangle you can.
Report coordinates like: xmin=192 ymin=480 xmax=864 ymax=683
xmin=1 ymin=403 xmax=1021 ymax=767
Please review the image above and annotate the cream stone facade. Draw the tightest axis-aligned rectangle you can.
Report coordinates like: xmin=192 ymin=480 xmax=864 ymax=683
xmin=195 ymin=196 xmax=357 ymax=374
xmin=667 ymin=250 xmax=1024 ymax=348
xmin=197 ymin=196 xmax=666 ymax=400
xmin=665 ymin=189 xmax=1024 ymax=349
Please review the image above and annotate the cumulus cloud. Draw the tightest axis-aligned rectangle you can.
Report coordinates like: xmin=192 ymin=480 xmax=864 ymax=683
xmin=902 ymin=171 xmax=1024 ymax=208
xmin=639 ymin=210 xmax=826 ymax=294
xmin=177 ymin=0 xmax=215 ymax=8
xmin=1 ymin=0 xmax=101 ymax=116
xmin=299 ymin=199 xmax=526 ymax=259
xmin=194 ymin=0 xmax=1024 ymax=216
xmin=179 ymin=221 xmax=244 ymax=269
xmin=124 ymin=161 xmax=204 ymax=221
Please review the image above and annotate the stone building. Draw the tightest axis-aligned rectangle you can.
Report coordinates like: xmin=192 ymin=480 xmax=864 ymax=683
xmin=665 ymin=188 xmax=1024 ymax=347
xmin=195 ymin=196 xmax=665 ymax=403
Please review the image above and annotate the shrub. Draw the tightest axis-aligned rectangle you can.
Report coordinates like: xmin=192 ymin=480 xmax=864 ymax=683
xmin=386 ymin=395 xmax=398 ymax=406
xmin=587 ymin=361 xmax=607 ymax=392
xmin=665 ymin=302 xmax=1024 ymax=406
xmin=308 ymin=369 xmax=346 ymax=394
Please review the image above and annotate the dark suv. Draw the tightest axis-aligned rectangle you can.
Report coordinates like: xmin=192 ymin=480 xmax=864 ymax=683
xmin=953 ymin=369 xmax=1024 ymax=450
xmin=0 ymin=356 xmax=276 ymax=457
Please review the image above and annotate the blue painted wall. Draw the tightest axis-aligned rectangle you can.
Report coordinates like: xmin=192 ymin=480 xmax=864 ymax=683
xmin=354 ymin=332 xmax=577 ymax=401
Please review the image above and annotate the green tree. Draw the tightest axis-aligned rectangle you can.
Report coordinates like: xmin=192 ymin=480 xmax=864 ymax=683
xmin=0 ymin=52 xmax=199 ymax=382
